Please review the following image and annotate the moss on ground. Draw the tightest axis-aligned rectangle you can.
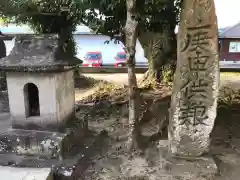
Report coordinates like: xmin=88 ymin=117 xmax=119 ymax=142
xmin=220 ymin=72 xmax=240 ymax=77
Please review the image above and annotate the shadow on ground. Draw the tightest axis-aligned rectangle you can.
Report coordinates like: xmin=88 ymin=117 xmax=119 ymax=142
xmin=75 ymin=75 xmax=101 ymax=90
xmin=210 ymin=103 xmax=240 ymax=179
xmin=1 ymin=74 xmax=240 ymax=179
xmin=75 ymin=97 xmax=240 ymax=179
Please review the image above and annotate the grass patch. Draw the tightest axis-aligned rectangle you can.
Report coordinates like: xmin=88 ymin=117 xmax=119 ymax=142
xmin=95 ymin=81 xmax=125 ymax=92
xmin=79 ymin=79 xmax=171 ymax=105
xmin=220 ymin=72 xmax=240 ymax=77
xmin=75 ymin=75 xmax=103 ymax=89
xmin=80 ymin=81 xmax=127 ymax=103
xmin=219 ymin=87 xmax=240 ymax=105
xmin=77 ymin=72 xmax=240 ymax=107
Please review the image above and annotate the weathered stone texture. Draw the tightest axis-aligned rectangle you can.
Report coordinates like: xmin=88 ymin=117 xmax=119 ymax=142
xmin=0 ymin=34 xmax=82 ymax=72
xmin=7 ymin=71 xmax=75 ymax=131
xmin=0 ymin=129 xmax=65 ymax=159
xmin=169 ymin=0 xmax=219 ymax=156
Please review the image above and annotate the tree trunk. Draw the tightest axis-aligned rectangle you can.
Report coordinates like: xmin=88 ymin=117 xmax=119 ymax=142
xmin=0 ymin=32 xmax=6 ymax=91
xmin=125 ymin=0 xmax=140 ymax=151
xmin=139 ymin=28 xmax=177 ymax=87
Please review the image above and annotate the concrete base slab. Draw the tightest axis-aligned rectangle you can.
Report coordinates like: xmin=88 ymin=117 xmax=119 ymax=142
xmin=0 ymin=154 xmax=59 ymax=167
xmin=121 ymin=157 xmax=217 ymax=180
xmin=0 ymin=129 xmax=66 ymax=159
xmin=0 ymin=113 xmax=88 ymax=179
xmin=158 ymin=157 xmax=217 ymax=180
xmin=157 ymin=140 xmax=217 ymax=180
xmin=0 ymin=166 xmax=52 ymax=180
xmin=120 ymin=140 xmax=218 ymax=180
xmin=0 ymin=130 xmax=97 ymax=180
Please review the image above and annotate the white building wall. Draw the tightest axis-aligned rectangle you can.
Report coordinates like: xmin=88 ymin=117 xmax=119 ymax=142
xmin=74 ymin=34 xmax=147 ymax=65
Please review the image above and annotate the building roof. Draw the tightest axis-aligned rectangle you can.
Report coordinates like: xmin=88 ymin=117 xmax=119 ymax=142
xmin=219 ymin=22 xmax=240 ymax=38
xmin=218 ymin=28 xmax=227 ymax=35
xmin=0 ymin=34 xmax=81 ymax=72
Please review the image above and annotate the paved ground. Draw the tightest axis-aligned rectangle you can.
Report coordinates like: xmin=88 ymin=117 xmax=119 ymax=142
xmin=0 ymin=166 xmax=51 ymax=180
xmin=82 ymin=73 xmax=144 ymax=86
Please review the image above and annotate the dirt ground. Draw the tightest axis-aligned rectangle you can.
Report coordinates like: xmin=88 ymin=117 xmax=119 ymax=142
xmin=81 ymin=72 xmax=240 ymax=88
xmin=73 ymin=73 xmax=240 ymax=180
xmin=78 ymin=73 xmax=240 ymax=100
xmin=81 ymin=73 xmax=144 ymax=86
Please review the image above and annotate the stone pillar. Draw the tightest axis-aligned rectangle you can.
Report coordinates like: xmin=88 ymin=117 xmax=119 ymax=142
xmin=169 ymin=0 xmax=219 ymax=157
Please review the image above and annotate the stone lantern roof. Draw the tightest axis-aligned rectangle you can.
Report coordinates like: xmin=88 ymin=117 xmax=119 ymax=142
xmin=0 ymin=34 xmax=82 ymax=72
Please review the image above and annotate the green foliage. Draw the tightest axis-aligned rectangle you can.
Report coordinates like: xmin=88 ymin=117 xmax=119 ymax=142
xmin=219 ymin=87 xmax=240 ymax=106
xmin=0 ymin=0 xmax=88 ymax=57
xmin=0 ymin=0 xmax=182 ymax=58
xmin=79 ymin=0 xmax=181 ymax=85
xmin=80 ymin=0 xmax=181 ymax=43
xmin=162 ymin=66 xmax=174 ymax=85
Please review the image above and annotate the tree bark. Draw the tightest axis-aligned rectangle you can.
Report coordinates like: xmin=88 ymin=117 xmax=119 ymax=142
xmin=139 ymin=29 xmax=176 ymax=86
xmin=0 ymin=31 xmax=6 ymax=91
xmin=125 ymin=0 xmax=140 ymax=150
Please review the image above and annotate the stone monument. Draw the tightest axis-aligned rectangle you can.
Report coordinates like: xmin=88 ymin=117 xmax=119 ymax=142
xmin=165 ymin=0 xmax=219 ymax=179
xmin=170 ymin=0 xmax=219 ymax=157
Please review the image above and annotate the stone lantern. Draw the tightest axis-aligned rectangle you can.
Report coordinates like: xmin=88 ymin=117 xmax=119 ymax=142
xmin=0 ymin=34 xmax=87 ymax=179
xmin=0 ymin=34 xmax=82 ymax=131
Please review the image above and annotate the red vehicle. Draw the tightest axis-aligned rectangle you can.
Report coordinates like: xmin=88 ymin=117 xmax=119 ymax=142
xmin=83 ymin=51 xmax=103 ymax=67
xmin=114 ymin=52 xmax=126 ymax=67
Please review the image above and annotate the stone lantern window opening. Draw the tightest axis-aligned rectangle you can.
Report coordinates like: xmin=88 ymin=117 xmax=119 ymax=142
xmin=24 ymin=83 xmax=40 ymax=117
